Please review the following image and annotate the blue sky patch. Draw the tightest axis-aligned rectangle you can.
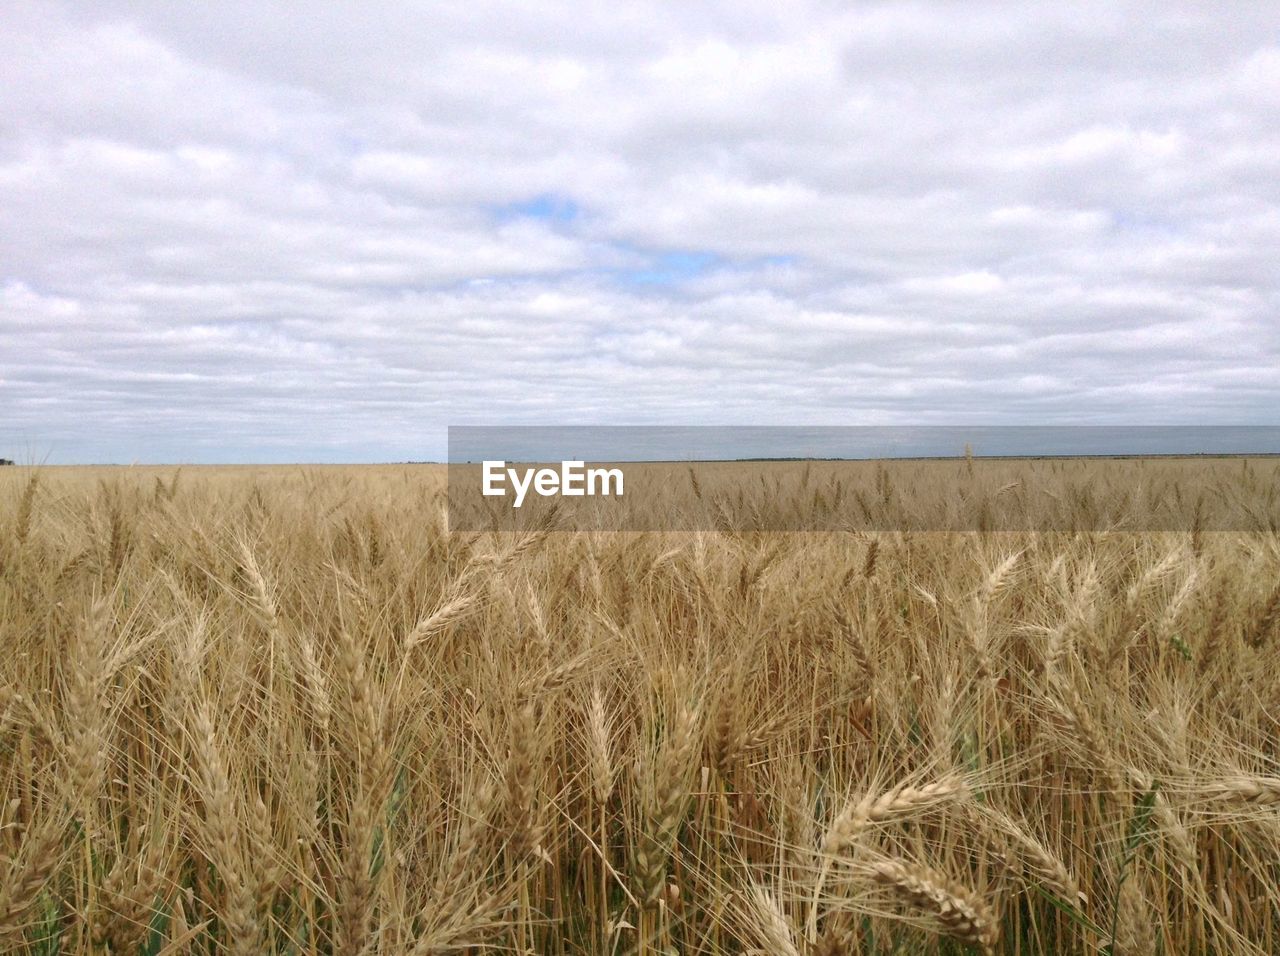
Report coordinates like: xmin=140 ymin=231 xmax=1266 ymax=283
xmin=494 ymin=193 xmax=581 ymax=225
xmin=615 ymin=250 xmax=722 ymax=286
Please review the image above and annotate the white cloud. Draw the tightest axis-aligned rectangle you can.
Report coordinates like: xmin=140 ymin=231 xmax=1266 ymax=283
xmin=1 ymin=1 xmax=1278 ymax=461
xmin=902 ymin=271 xmax=1006 ymax=296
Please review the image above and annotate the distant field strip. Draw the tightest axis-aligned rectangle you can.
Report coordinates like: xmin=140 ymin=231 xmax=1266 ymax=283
xmin=449 ymin=456 xmax=1280 ymax=531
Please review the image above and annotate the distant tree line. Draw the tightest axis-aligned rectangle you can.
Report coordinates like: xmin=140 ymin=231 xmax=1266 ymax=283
xmin=0 ymin=458 xmax=13 ymax=466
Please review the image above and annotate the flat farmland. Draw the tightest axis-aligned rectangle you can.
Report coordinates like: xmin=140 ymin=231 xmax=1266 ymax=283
xmin=1 ymin=462 xmax=1278 ymax=954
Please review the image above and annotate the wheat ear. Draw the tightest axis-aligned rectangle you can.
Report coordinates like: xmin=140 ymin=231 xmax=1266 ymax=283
xmin=189 ymin=701 xmax=259 ymax=956
xmin=872 ymin=859 xmax=999 ymax=956
xmin=809 ymin=773 xmax=966 ymax=942
xmin=1205 ymin=777 xmax=1280 ymax=807
xmin=0 ymin=814 xmax=67 ymax=938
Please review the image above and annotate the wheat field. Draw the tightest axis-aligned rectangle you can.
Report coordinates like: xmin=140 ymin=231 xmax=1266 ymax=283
xmin=1 ymin=463 xmax=1278 ymax=955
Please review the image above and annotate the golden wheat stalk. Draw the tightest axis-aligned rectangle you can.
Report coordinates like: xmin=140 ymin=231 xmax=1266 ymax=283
xmin=188 ymin=700 xmax=259 ymax=956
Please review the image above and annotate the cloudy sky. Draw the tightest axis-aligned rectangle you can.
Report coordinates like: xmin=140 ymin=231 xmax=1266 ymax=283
xmin=3 ymin=2 xmax=1278 ymax=462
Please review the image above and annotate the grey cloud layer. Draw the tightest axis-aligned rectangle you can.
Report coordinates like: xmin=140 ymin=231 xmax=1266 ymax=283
xmin=2 ymin=1 xmax=1277 ymax=462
